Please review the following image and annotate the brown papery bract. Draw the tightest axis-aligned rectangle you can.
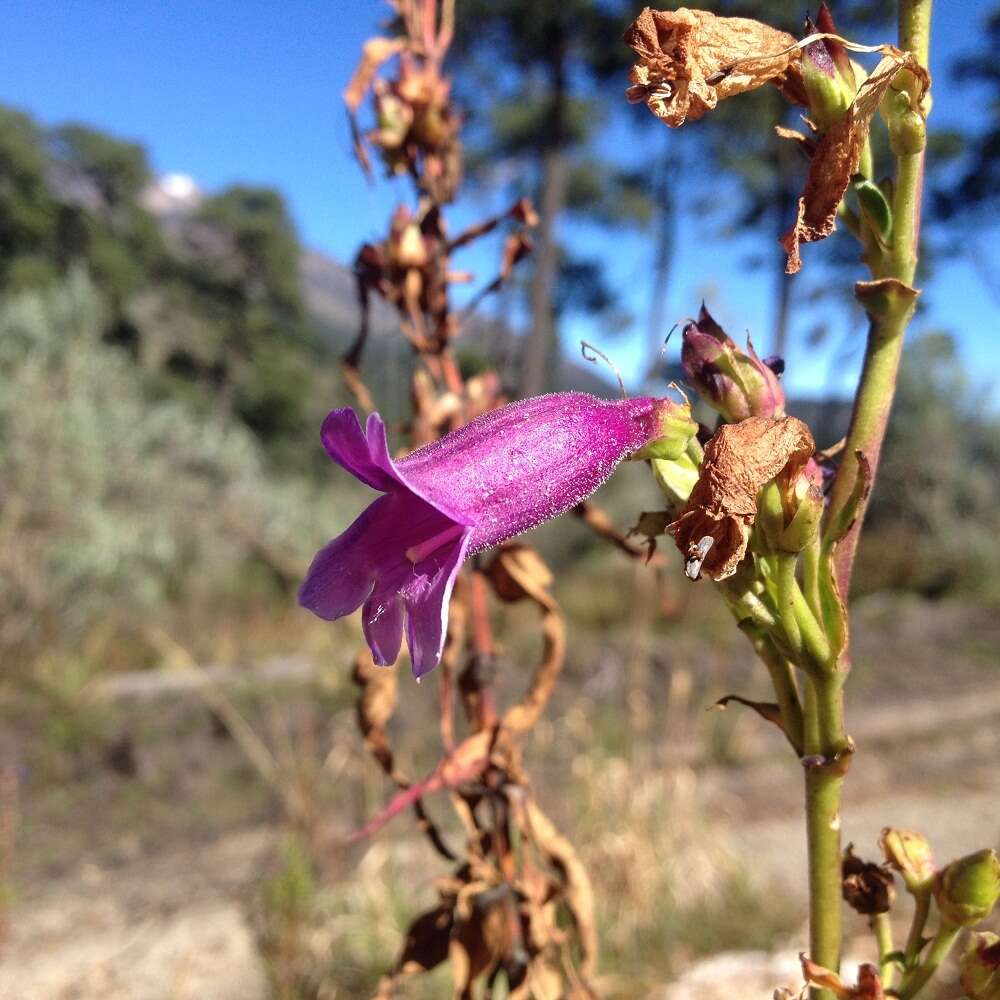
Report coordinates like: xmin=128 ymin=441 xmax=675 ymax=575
xmin=780 ymin=49 xmax=930 ymax=273
xmin=343 ymin=37 xmax=407 ymax=113
xmin=668 ymin=416 xmax=815 ymax=580
xmin=625 ymin=6 xmax=804 ymax=127
xmin=801 ymin=955 xmax=886 ymax=999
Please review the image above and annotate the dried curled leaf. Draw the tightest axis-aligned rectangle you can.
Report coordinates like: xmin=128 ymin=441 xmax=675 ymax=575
xmin=801 ymin=955 xmax=885 ymax=999
xmin=344 ymin=37 xmax=407 ymax=113
xmin=714 ymin=694 xmax=785 ymax=732
xmin=780 ymin=49 xmax=930 ymax=273
xmin=373 ymin=903 xmax=454 ymax=997
xmin=350 ymin=728 xmax=492 ymax=842
xmin=573 ymin=499 xmax=651 ymax=561
xmin=625 ymin=6 xmax=803 ymax=127
xmin=668 ymin=416 xmax=815 ymax=580
xmin=519 ymin=798 xmax=599 ymax=983
xmin=629 ymin=509 xmax=673 ymax=563
xmin=450 ymin=888 xmax=510 ymax=998
xmin=775 ymin=123 xmax=817 ymax=159
xmin=490 ymin=545 xmax=566 ymax=736
xmin=353 ymin=649 xmax=400 ymax=777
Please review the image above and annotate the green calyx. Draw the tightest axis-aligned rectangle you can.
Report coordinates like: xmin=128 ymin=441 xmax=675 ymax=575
xmin=803 ymin=63 xmax=855 ymax=133
xmin=757 ymin=473 xmax=824 ymax=555
xmin=634 ymin=404 xmax=698 ymax=462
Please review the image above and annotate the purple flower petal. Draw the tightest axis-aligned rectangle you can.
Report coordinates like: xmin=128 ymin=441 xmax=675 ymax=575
xmin=320 ymin=409 xmax=400 ymax=494
xmin=362 ymin=590 xmax=404 ymax=666
xmin=299 ymin=484 xmax=473 ymax=674
xmin=298 ymin=495 xmax=388 ymax=619
xmin=402 ymin=530 xmax=472 ymax=679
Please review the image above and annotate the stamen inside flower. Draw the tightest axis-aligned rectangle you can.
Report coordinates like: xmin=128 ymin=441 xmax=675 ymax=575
xmin=405 ymin=523 xmax=466 ymax=565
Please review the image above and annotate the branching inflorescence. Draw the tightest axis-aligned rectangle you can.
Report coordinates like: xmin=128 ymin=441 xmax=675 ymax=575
xmin=303 ymin=1 xmax=999 ymax=998
xmin=624 ymin=4 xmax=999 ymax=999
xmin=302 ymin=2 xmax=698 ymax=994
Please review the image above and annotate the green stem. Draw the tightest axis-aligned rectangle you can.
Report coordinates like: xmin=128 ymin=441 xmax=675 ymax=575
xmin=903 ymin=890 xmax=932 ymax=970
xmin=825 ymin=0 xmax=933 ymax=596
xmin=804 ymin=674 xmax=848 ymax=1000
xmin=777 ymin=553 xmax=832 ymax=672
xmin=802 ymin=535 xmax=822 ymax=622
xmin=898 ymin=923 xmax=960 ymax=999
xmin=777 ymin=553 xmax=804 ymax=657
xmin=748 ymin=627 xmax=804 ymax=753
xmin=802 ymin=676 xmax=821 ymax=759
xmin=871 ymin=911 xmax=896 ymax=989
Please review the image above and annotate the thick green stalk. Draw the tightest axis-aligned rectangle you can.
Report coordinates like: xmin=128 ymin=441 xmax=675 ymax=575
xmin=803 ymin=7 xmax=932 ymax=996
xmin=825 ymin=0 xmax=933 ymax=595
xmin=804 ymin=674 xmax=848 ymax=1000
xmin=748 ymin=628 xmax=804 ymax=753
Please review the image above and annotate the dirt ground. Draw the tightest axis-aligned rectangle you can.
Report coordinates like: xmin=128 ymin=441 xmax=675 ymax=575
xmin=1 ymin=595 xmax=997 ymax=1000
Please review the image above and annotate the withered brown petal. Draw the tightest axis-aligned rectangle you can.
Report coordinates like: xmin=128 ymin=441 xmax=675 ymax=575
xmin=800 ymin=955 xmax=853 ymax=999
xmin=668 ymin=416 xmax=815 ymax=580
xmin=780 ymin=50 xmax=930 ymax=273
xmin=800 ymin=955 xmax=885 ymax=999
xmin=775 ymin=124 xmax=818 ymax=159
xmin=625 ymin=7 xmax=802 ymax=127
xmin=343 ymin=37 xmax=407 ymax=113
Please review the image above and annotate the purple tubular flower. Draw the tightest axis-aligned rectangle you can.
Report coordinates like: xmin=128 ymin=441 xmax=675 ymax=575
xmin=300 ymin=392 xmax=683 ymax=678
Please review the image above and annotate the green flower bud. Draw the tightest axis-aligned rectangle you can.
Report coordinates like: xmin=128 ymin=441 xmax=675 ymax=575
xmin=881 ymin=89 xmax=927 ymax=156
xmin=880 ymin=827 xmax=936 ymax=894
xmin=755 ymin=459 xmax=825 ymax=554
xmin=889 ymin=109 xmax=926 ymax=156
xmin=961 ymin=933 xmax=1000 ymax=1000
xmin=650 ymin=452 xmax=700 ymax=511
xmin=935 ymin=849 xmax=1000 ymax=927
xmin=800 ymin=12 xmax=857 ymax=132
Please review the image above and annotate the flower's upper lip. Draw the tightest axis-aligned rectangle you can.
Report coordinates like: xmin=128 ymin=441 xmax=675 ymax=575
xmin=320 ymin=407 xmax=472 ymax=527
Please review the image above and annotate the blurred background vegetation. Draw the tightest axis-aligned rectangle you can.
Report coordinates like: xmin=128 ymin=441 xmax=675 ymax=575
xmin=1 ymin=1 xmax=998 ymax=998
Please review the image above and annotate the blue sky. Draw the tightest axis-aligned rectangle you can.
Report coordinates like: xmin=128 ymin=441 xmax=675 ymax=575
xmin=0 ymin=0 xmax=997 ymax=402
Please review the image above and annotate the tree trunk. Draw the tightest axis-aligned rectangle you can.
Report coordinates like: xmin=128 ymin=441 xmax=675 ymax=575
xmin=521 ymin=150 xmax=567 ymax=396
xmin=520 ymin=44 xmax=567 ymax=398
xmin=644 ymin=144 xmax=678 ymax=386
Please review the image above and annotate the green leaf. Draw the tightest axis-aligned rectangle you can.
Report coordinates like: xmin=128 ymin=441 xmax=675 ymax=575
xmin=852 ymin=174 xmax=893 ymax=245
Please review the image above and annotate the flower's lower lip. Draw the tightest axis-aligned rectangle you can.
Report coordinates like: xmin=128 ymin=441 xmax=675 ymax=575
xmin=405 ymin=523 xmax=466 ymax=564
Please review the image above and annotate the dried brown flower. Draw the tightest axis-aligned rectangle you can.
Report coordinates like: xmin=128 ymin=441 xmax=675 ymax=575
xmin=780 ymin=49 xmax=930 ymax=273
xmin=668 ymin=416 xmax=814 ymax=580
xmin=625 ymin=6 xmax=804 ymax=127
xmin=842 ymin=843 xmax=896 ymax=915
